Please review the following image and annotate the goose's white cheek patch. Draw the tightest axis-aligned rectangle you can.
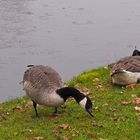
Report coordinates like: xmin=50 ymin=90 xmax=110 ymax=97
xmin=79 ymin=97 xmax=87 ymax=109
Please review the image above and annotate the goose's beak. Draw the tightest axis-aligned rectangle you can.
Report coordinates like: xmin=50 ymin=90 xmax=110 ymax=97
xmin=87 ymin=108 xmax=93 ymax=117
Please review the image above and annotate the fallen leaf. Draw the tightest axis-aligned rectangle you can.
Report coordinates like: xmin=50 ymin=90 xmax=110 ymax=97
xmin=75 ymin=83 xmax=81 ymax=89
xmin=126 ymin=83 xmax=136 ymax=88
xmin=121 ymin=101 xmax=131 ymax=105
xmin=94 ymin=106 xmax=99 ymax=110
xmin=132 ymin=98 xmax=140 ymax=105
xmin=135 ymin=106 xmax=140 ymax=111
xmin=59 ymin=124 xmax=70 ymax=130
xmin=27 ymin=99 xmax=33 ymax=106
xmin=71 ymin=129 xmax=79 ymax=137
xmin=63 ymin=136 xmax=69 ymax=140
xmin=131 ymin=94 xmax=137 ymax=98
xmin=94 ymin=106 xmax=101 ymax=112
xmin=93 ymin=78 xmax=100 ymax=83
xmin=102 ymin=103 xmax=109 ymax=107
xmin=0 ymin=110 xmax=7 ymax=121
xmin=34 ymin=137 xmax=44 ymax=140
xmin=92 ymin=120 xmax=103 ymax=127
xmin=81 ymin=87 xmax=91 ymax=95
xmin=72 ymin=133 xmax=76 ymax=137
xmin=121 ymin=98 xmax=140 ymax=105
xmin=87 ymin=132 xmax=96 ymax=138
xmin=97 ymin=85 xmax=103 ymax=88
xmin=53 ymin=128 xmax=58 ymax=137
xmin=109 ymin=107 xmax=117 ymax=111
xmin=12 ymin=105 xmax=27 ymax=112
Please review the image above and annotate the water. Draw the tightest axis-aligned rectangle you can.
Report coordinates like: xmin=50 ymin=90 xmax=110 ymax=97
xmin=0 ymin=0 xmax=140 ymax=103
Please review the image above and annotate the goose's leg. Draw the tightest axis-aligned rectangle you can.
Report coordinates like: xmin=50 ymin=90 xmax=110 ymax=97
xmin=53 ymin=107 xmax=63 ymax=114
xmin=32 ymin=100 xmax=38 ymax=117
xmin=53 ymin=107 xmax=58 ymax=114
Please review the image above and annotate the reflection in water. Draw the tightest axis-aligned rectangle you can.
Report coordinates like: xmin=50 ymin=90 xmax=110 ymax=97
xmin=0 ymin=0 xmax=140 ymax=102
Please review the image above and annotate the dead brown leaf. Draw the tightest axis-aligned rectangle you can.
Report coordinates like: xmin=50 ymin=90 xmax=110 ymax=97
xmin=87 ymin=132 xmax=97 ymax=138
xmin=81 ymin=87 xmax=91 ymax=95
xmin=75 ymin=83 xmax=81 ymax=89
xmin=109 ymin=107 xmax=117 ymax=111
xmin=53 ymin=128 xmax=58 ymax=137
xmin=94 ymin=106 xmax=101 ymax=112
xmin=126 ymin=83 xmax=137 ymax=88
xmin=33 ymin=137 xmax=43 ymax=140
xmin=0 ymin=114 xmax=6 ymax=121
xmin=12 ymin=105 xmax=27 ymax=112
xmin=97 ymin=85 xmax=103 ymax=88
xmin=121 ymin=98 xmax=140 ymax=105
xmin=121 ymin=101 xmax=131 ymax=105
xmin=63 ymin=136 xmax=69 ymax=140
xmin=0 ymin=110 xmax=7 ymax=121
xmin=59 ymin=124 xmax=70 ymax=130
xmin=92 ymin=120 xmax=103 ymax=127
xmin=72 ymin=133 xmax=76 ymax=137
xmin=132 ymin=98 xmax=140 ymax=105
xmin=71 ymin=129 xmax=79 ymax=137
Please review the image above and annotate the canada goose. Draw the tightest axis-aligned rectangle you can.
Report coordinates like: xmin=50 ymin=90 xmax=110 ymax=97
xmin=23 ymin=65 xmax=93 ymax=117
xmin=111 ymin=49 xmax=140 ymax=86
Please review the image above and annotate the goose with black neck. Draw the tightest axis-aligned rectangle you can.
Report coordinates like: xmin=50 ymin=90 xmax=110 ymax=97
xmin=23 ymin=65 xmax=93 ymax=117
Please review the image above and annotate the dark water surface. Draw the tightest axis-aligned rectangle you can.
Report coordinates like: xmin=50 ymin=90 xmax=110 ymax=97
xmin=0 ymin=0 xmax=140 ymax=102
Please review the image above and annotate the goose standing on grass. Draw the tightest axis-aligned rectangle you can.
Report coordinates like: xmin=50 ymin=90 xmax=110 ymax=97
xmin=23 ymin=65 xmax=93 ymax=117
xmin=111 ymin=48 xmax=140 ymax=86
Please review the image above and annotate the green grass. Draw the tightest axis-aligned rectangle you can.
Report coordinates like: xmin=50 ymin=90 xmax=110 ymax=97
xmin=0 ymin=66 xmax=140 ymax=140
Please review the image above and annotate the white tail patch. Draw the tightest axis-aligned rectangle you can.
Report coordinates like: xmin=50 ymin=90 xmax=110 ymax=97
xmin=79 ymin=97 xmax=87 ymax=109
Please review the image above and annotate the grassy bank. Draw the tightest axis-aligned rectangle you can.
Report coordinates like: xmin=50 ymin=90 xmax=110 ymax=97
xmin=0 ymin=66 xmax=140 ymax=140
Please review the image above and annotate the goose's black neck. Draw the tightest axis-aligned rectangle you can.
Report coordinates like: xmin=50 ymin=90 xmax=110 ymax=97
xmin=56 ymin=87 xmax=86 ymax=103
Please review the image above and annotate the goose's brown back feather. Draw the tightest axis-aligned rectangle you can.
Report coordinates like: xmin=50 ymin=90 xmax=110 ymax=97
xmin=111 ymin=56 xmax=140 ymax=74
xmin=23 ymin=65 xmax=63 ymax=91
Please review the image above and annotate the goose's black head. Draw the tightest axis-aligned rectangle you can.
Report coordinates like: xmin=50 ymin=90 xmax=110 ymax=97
xmin=79 ymin=95 xmax=93 ymax=117
xmin=132 ymin=48 xmax=140 ymax=56
xmin=56 ymin=87 xmax=93 ymax=117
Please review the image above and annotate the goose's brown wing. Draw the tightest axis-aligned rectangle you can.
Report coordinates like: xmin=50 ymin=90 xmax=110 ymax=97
xmin=111 ymin=56 xmax=140 ymax=75
xmin=23 ymin=65 xmax=63 ymax=90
